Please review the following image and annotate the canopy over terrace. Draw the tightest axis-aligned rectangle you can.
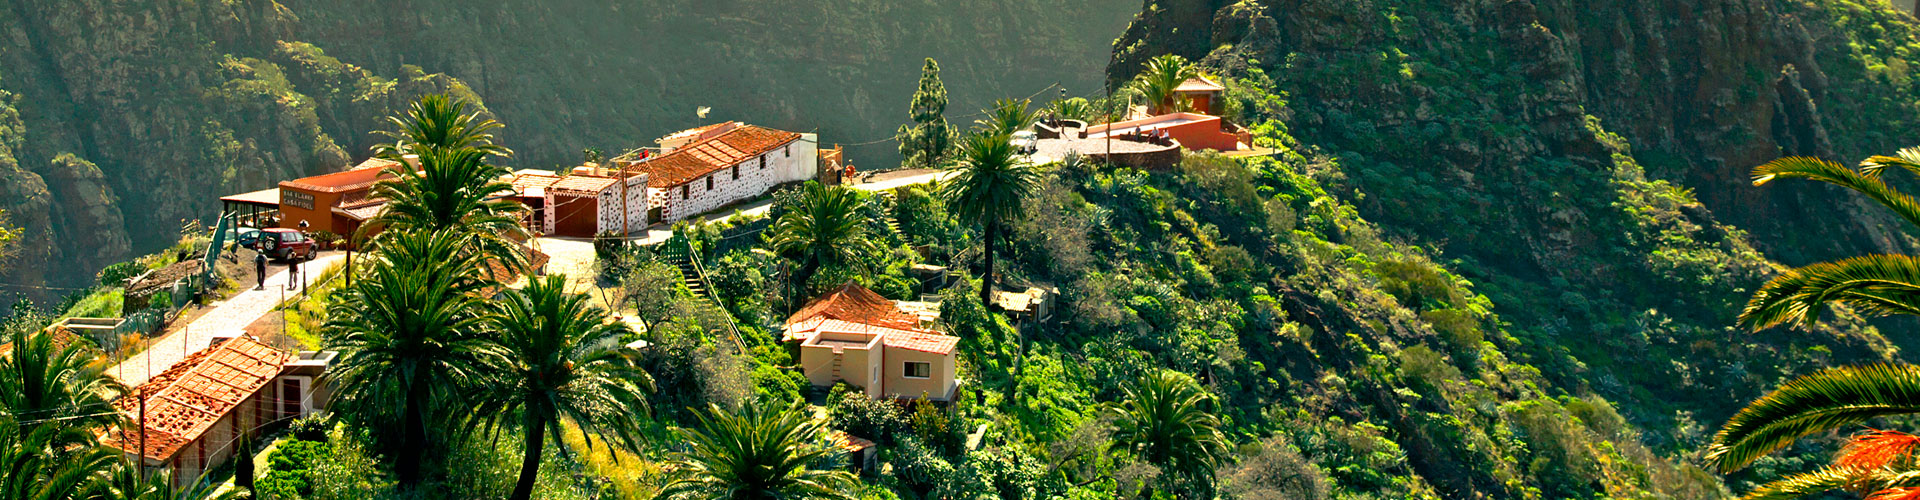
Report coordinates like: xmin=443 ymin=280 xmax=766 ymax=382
xmin=219 ymin=188 xmax=281 ymax=229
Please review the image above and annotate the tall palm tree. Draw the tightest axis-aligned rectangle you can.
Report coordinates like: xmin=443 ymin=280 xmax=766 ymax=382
xmin=0 ymin=329 xmax=124 ymax=436
xmin=0 ymin=423 xmax=117 ymax=500
xmin=940 ymin=132 xmax=1038 ymax=304
xmin=464 ymin=275 xmax=652 ymax=500
xmin=1109 ymin=370 xmax=1229 ymax=499
xmin=1703 ymin=150 xmax=1920 ymax=499
xmin=325 ymin=229 xmax=495 ymax=485
xmin=374 ymin=93 xmax=512 ymax=158
xmin=654 ymin=401 xmax=858 ymax=500
xmin=976 ymin=98 xmax=1038 ymax=137
xmin=1132 ymin=54 xmax=1196 ymax=116
xmin=368 ymin=146 xmax=529 ymax=271
xmin=768 ymin=183 xmax=879 ymax=292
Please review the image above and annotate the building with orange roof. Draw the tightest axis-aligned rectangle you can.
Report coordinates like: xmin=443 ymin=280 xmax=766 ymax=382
xmin=787 ymin=282 xmax=960 ymax=402
xmin=612 ymin=122 xmax=821 ymax=223
xmin=1171 ymin=74 xmax=1227 ymax=115
xmin=502 ymin=167 xmax=647 ymax=237
xmin=101 ymin=336 xmax=334 ymax=488
xmin=218 ymin=156 xmax=407 ymax=241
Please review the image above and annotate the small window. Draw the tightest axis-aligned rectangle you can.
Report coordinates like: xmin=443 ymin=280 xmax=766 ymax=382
xmin=680 ymin=185 xmax=689 ymax=199
xmin=760 ymin=155 xmax=767 ymax=169
xmin=706 ymin=176 xmax=714 ymax=191
xmin=903 ymin=362 xmax=931 ymax=379
xmin=732 ymin=165 xmax=739 ymax=180
xmin=784 ymin=145 xmax=791 ymax=157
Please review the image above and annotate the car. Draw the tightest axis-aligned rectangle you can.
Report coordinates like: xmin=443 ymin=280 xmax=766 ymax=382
xmin=257 ymin=228 xmax=316 ymax=261
xmin=1010 ymin=130 xmax=1038 ymax=154
xmin=228 ymin=227 xmax=263 ymax=249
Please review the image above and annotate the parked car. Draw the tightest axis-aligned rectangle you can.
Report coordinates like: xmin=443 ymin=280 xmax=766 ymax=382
xmin=258 ymin=228 xmax=316 ymax=261
xmin=1010 ymin=130 xmax=1038 ymax=154
xmin=229 ymin=227 xmax=262 ymax=249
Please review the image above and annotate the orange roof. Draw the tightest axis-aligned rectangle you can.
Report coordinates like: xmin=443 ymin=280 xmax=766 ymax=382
xmin=510 ymin=173 xmax=562 ymax=192
xmin=1174 ymin=75 xmax=1225 ymax=92
xmin=784 ymin=282 xmax=927 ymax=341
xmin=351 ymin=157 xmax=402 ymax=171
xmin=333 ymin=199 xmax=387 ymax=221
xmin=281 ymin=167 xmax=392 ymax=194
xmin=103 ymin=337 xmax=292 ymax=462
xmin=631 ymin=125 xmax=801 ymax=188
xmin=658 ymin=122 xmax=735 ymax=144
xmin=829 ymin=430 xmax=876 ymax=452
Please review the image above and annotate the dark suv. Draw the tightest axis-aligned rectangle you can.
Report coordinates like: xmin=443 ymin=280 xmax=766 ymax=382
xmin=258 ymin=228 xmax=316 ymax=261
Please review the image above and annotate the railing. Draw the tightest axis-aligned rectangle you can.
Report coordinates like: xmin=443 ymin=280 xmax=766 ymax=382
xmin=203 ymin=213 xmax=233 ymax=284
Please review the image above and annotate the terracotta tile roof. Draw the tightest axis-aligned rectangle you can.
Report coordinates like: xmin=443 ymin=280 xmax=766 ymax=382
xmin=807 ymin=319 xmax=958 ymax=355
xmin=351 ymin=157 xmax=402 ymax=171
xmin=550 ymin=175 xmax=619 ymax=194
xmin=103 ymin=337 xmax=292 ymax=462
xmin=829 ymin=430 xmax=875 ymax=452
xmin=510 ymin=173 xmax=562 ymax=192
xmin=280 ymin=167 xmax=391 ymax=194
xmin=332 ymin=199 xmax=387 ymax=221
xmin=784 ymin=282 xmax=927 ymax=341
xmin=632 ymin=125 xmax=801 ymax=188
xmin=1175 ymin=75 xmax=1225 ymax=92
xmin=658 ymin=122 xmax=734 ymax=144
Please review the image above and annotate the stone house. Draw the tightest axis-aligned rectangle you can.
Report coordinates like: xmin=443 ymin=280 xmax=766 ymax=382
xmin=616 ymin=122 xmax=819 ymax=223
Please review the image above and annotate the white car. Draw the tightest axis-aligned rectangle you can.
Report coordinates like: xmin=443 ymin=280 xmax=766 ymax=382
xmin=1010 ymin=130 xmax=1038 ymax=154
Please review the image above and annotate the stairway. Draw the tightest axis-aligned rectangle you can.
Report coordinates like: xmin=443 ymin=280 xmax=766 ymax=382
xmin=661 ymin=242 xmax=747 ymax=353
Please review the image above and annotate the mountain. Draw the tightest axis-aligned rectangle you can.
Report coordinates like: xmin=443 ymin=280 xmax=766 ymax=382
xmin=0 ymin=0 xmax=1132 ymax=295
xmin=1102 ymin=0 xmax=1920 ymax=495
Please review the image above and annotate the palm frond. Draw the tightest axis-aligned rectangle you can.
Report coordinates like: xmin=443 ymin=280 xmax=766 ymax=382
xmin=1862 ymin=147 xmax=1920 ymax=178
xmin=1737 ymin=466 xmax=1867 ymax=500
xmin=1706 ymin=364 xmax=1920 ymax=471
xmin=1739 ymin=254 xmax=1920 ymax=330
xmin=1752 ymin=156 xmax=1920 ymax=231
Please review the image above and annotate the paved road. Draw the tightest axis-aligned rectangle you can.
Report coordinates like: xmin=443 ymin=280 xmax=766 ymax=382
xmin=108 ymin=252 xmax=346 ymax=387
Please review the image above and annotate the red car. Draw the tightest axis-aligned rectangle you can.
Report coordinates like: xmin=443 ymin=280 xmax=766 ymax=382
xmin=258 ymin=228 xmax=316 ymax=261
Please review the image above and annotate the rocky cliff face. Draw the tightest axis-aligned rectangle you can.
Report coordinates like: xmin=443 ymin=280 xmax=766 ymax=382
xmin=0 ymin=0 xmax=1128 ymax=295
xmin=1109 ymin=0 xmax=1920 ymax=495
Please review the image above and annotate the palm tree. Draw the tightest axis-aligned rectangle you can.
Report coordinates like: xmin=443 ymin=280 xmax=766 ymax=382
xmin=368 ymin=146 xmax=529 ymax=271
xmin=1132 ymin=54 xmax=1196 ymax=116
xmin=0 ymin=423 xmax=117 ymax=500
xmin=768 ymin=183 xmax=879 ymax=292
xmin=1109 ymin=370 xmax=1229 ymax=499
xmin=1703 ymin=150 xmax=1920 ymax=498
xmin=976 ymin=98 xmax=1038 ymax=137
xmin=464 ymin=275 xmax=652 ymax=500
xmin=0 ymin=329 xmax=124 ymax=436
xmin=325 ymin=229 xmax=495 ymax=485
xmin=374 ymin=94 xmax=512 ymax=158
xmin=654 ymin=401 xmax=858 ymax=500
xmin=940 ymin=132 xmax=1038 ymax=304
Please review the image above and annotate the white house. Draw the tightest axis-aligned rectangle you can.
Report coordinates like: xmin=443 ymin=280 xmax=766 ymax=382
xmin=504 ymin=168 xmax=649 ymax=238
xmin=617 ymin=122 xmax=818 ymax=223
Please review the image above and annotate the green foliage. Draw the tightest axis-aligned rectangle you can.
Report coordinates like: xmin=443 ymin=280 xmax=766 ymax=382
xmin=897 ymin=58 xmax=955 ymax=170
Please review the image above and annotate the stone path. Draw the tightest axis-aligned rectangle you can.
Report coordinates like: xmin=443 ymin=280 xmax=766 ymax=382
xmin=108 ymin=253 xmax=346 ymax=387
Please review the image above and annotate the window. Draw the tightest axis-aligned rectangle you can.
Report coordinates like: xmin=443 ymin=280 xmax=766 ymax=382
xmin=680 ymin=185 xmax=689 ymax=199
xmin=760 ymin=155 xmax=767 ymax=169
xmin=903 ymin=362 xmax=931 ymax=379
xmin=785 ymin=145 xmax=791 ymax=157
xmin=706 ymin=176 xmax=714 ymax=191
xmin=732 ymin=165 xmax=739 ymax=180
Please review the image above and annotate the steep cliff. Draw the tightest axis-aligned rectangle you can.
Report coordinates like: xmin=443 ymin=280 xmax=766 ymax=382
xmin=1107 ymin=0 xmax=1920 ymax=495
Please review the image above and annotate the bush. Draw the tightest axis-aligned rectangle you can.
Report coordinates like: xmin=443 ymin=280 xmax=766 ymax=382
xmin=97 ymin=261 xmax=142 ymax=288
xmin=258 ymin=439 xmax=330 ymax=499
xmin=828 ymin=384 xmax=908 ymax=444
xmin=289 ymin=412 xmax=333 ymax=442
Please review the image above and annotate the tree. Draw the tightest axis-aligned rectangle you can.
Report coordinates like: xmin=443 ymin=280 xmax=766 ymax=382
xmin=465 ymin=274 xmax=652 ymax=500
xmin=1108 ymin=370 xmax=1228 ymax=499
xmin=0 ymin=424 xmax=117 ymax=500
xmin=768 ymin=183 xmax=879 ymax=293
xmin=896 ymin=58 xmax=954 ymax=170
xmin=940 ymin=132 xmax=1038 ymax=304
xmin=976 ymin=98 xmax=1038 ymax=137
xmin=1703 ymin=149 xmax=1920 ymax=498
xmin=623 ymin=260 xmax=692 ymax=337
xmin=369 ymin=146 xmax=526 ymax=246
xmin=0 ymin=328 xmax=123 ymax=437
xmin=654 ymin=401 xmax=859 ymax=500
xmin=373 ymin=94 xmax=512 ymax=158
xmin=324 ymin=229 xmax=494 ymax=485
xmin=1132 ymin=54 xmax=1196 ymax=116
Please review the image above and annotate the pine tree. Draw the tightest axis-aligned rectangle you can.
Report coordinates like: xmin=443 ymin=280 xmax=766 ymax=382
xmin=896 ymin=58 xmax=954 ymax=170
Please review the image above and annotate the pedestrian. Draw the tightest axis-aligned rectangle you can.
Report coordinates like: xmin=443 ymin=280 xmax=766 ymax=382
xmin=253 ymin=245 xmax=267 ymax=291
xmin=287 ymin=252 xmax=300 ymax=291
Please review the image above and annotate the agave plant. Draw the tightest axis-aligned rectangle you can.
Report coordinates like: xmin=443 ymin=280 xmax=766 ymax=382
xmin=1705 ymin=148 xmax=1920 ymax=498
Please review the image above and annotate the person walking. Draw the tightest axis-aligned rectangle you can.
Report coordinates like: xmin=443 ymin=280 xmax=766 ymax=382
xmin=254 ymin=245 xmax=268 ymax=291
xmin=287 ymin=251 xmax=300 ymax=291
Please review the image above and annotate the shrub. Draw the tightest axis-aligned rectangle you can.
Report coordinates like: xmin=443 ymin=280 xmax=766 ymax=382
xmin=258 ymin=439 xmax=330 ymax=499
xmin=97 ymin=261 xmax=142 ymax=288
xmin=828 ymin=384 xmax=908 ymax=444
